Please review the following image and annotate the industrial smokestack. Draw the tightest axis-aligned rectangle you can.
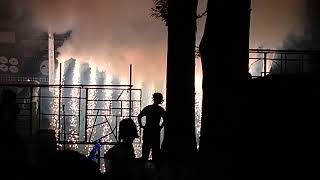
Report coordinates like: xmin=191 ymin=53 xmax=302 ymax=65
xmin=48 ymin=32 xmax=55 ymax=85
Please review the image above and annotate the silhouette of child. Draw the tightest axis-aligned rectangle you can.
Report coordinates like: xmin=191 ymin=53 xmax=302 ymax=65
xmin=104 ymin=118 xmax=139 ymax=179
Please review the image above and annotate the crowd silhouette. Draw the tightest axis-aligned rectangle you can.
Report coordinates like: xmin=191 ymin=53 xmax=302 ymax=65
xmin=1 ymin=77 xmax=317 ymax=180
xmin=0 ymin=89 xmax=169 ymax=179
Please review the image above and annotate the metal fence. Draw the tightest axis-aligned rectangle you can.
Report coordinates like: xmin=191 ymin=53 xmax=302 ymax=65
xmin=249 ymin=49 xmax=320 ymax=77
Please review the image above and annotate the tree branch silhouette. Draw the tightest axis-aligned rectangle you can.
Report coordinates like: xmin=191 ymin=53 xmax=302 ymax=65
xmin=151 ymin=0 xmax=206 ymax=26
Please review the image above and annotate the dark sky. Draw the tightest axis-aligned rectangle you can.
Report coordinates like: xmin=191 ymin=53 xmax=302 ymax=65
xmin=0 ymin=0 xmax=307 ymax=85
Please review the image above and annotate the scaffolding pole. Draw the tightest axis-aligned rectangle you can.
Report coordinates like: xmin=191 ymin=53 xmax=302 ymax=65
xmin=129 ymin=64 xmax=132 ymax=118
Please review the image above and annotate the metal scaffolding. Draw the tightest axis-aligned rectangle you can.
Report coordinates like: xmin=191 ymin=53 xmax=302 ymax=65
xmin=1 ymin=49 xmax=320 ymax=171
xmin=0 ymin=64 xmax=142 ymax=170
xmin=0 ymin=83 xmax=141 ymax=139
xmin=249 ymin=49 xmax=320 ymax=77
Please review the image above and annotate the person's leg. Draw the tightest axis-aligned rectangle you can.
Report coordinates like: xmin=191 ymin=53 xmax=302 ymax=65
xmin=151 ymin=139 xmax=160 ymax=163
xmin=142 ymin=142 xmax=151 ymax=160
xmin=142 ymin=134 xmax=152 ymax=160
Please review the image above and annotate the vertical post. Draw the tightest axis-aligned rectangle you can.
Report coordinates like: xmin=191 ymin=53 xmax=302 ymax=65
xmin=139 ymin=89 xmax=142 ymax=141
xmin=120 ymin=101 xmax=123 ymax=117
xmin=97 ymin=147 xmax=101 ymax=169
xmin=62 ymin=104 xmax=66 ymax=150
xmin=301 ymin=55 xmax=304 ymax=73
xmin=78 ymin=87 xmax=81 ymax=140
xmin=48 ymin=32 xmax=55 ymax=85
xmin=129 ymin=64 xmax=132 ymax=118
xmin=85 ymin=88 xmax=89 ymax=142
xmin=263 ymin=52 xmax=267 ymax=77
xmin=58 ymin=63 xmax=62 ymax=142
xmin=38 ymin=87 xmax=41 ymax=129
xmin=115 ymin=116 xmax=118 ymax=141
xmin=59 ymin=62 xmax=62 ymax=85
xmin=280 ymin=53 xmax=283 ymax=73
xmin=284 ymin=53 xmax=288 ymax=73
xmin=29 ymin=86 xmax=33 ymax=136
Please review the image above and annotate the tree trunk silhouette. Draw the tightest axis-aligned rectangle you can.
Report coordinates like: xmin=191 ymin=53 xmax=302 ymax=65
xmin=162 ymin=0 xmax=198 ymax=161
xmin=198 ymin=0 xmax=251 ymax=178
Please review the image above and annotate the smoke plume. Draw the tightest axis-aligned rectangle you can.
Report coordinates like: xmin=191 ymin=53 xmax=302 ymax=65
xmin=286 ymin=0 xmax=320 ymax=50
xmin=278 ymin=0 xmax=320 ymax=74
xmin=17 ymin=0 xmax=168 ymax=85
xmin=11 ymin=0 xmax=307 ymax=83
xmin=250 ymin=0 xmax=305 ymax=49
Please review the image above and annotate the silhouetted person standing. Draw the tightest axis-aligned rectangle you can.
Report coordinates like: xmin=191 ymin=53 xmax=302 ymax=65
xmin=0 ymin=89 xmax=28 ymax=177
xmin=0 ymin=89 xmax=20 ymax=131
xmin=138 ymin=93 xmax=166 ymax=163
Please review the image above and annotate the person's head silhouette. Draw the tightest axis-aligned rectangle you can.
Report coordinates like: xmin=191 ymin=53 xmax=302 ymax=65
xmin=1 ymin=89 xmax=17 ymax=104
xmin=119 ymin=118 xmax=139 ymax=143
xmin=152 ymin=93 xmax=163 ymax=105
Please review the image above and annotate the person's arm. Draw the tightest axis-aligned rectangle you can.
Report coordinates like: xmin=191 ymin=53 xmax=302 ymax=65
xmin=138 ymin=107 xmax=147 ymax=129
xmin=160 ymin=110 xmax=166 ymax=129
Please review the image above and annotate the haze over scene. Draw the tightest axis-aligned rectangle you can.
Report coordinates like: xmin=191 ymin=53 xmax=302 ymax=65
xmin=0 ymin=0 xmax=312 ymax=160
xmin=7 ymin=0 xmax=306 ymax=87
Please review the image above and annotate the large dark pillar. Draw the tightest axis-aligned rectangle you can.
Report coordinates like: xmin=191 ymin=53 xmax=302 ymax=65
xmin=199 ymin=1 xmax=252 ymax=179
xmin=162 ymin=0 xmax=198 ymax=162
